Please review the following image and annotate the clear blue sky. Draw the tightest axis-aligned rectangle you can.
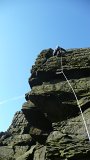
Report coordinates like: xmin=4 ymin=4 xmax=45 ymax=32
xmin=0 ymin=0 xmax=90 ymax=131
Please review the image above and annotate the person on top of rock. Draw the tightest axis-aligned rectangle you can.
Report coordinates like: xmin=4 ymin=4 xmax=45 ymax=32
xmin=53 ymin=46 xmax=66 ymax=57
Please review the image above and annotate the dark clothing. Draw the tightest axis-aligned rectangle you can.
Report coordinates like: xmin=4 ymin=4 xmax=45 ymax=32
xmin=53 ymin=46 xmax=66 ymax=56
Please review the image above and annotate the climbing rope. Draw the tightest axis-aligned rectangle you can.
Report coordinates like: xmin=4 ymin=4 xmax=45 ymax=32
xmin=56 ymin=53 xmax=90 ymax=141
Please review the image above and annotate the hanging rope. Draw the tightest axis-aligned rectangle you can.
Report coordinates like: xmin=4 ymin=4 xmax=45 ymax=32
xmin=56 ymin=52 xmax=90 ymax=141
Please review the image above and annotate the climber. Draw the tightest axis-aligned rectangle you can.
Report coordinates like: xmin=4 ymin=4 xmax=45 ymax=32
xmin=53 ymin=46 xmax=66 ymax=57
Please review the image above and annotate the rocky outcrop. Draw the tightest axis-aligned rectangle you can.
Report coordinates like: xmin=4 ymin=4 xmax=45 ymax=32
xmin=27 ymin=48 xmax=90 ymax=122
xmin=0 ymin=47 xmax=90 ymax=160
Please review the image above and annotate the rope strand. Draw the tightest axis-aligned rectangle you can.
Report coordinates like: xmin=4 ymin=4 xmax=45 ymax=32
xmin=56 ymin=53 xmax=90 ymax=141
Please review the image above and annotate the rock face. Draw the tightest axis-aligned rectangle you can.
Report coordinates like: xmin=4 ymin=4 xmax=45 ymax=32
xmin=0 ymin=47 xmax=90 ymax=160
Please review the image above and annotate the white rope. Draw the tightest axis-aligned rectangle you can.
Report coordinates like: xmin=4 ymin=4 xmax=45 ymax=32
xmin=56 ymin=53 xmax=90 ymax=141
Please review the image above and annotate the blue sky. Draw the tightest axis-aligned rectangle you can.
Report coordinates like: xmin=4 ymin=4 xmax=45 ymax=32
xmin=0 ymin=0 xmax=90 ymax=131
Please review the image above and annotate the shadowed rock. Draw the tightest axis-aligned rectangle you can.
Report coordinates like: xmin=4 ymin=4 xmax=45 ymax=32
xmin=0 ymin=47 xmax=90 ymax=160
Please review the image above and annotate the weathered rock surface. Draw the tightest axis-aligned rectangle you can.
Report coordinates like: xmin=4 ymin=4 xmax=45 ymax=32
xmin=27 ymin=48 xmax=90 ymax=122
xmin=0 ymin=47 xmax=90 ymax=160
